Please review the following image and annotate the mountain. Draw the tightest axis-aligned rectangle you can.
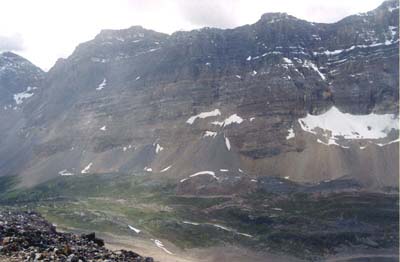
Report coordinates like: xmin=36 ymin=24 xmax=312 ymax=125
xmin=0 ymin=52 xmax=44 ymax=105
xmin=0 ymin=2 xmax=398 ymax=261
xmin=0 ymin=52 xmax=44 ymax=180
xmin=0 ymin=0 xmax=399 ymax=191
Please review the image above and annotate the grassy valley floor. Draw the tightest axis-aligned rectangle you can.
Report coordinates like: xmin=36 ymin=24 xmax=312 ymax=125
xmin=0 ymin=173 xmax=398 ymax=261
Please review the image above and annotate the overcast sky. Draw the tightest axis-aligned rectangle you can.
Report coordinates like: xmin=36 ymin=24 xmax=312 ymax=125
xmin=0 ymin=0 xmax=384 ymax=70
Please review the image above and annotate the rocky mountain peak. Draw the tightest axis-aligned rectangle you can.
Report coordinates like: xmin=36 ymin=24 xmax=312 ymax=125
xmin=0 ymin=52 xmax=44 ymax=106
xmin=381 ymin=0 xmax=399 ymax=9
xmin=95 ymin=25 xmax=168 ymax=42
xmin=357 ymin=0 xmax=399 ymax=17
xmin=259 ymin=12 xmax=297 ymax=23
xmin=0 ymin=51 xmax=22 ymax=61
xmin=66 ymin=25 xmax=168 ymax=65
xmin=0 ymin=52 xmax=43 ymax=75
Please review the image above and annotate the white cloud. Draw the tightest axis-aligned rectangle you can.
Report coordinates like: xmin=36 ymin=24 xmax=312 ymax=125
xmin=176 ymin=0 xmax=237 ymax=28
xmin=0 ymin=0 xmax=384 ymax=70
xmin=0 ymin=34 xmax=24 ymax=52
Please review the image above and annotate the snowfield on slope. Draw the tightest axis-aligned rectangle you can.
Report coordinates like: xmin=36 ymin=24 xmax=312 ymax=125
xmin=203 ymin=131 xmax=218 ymax=138
xmin=160 ymin=165 xmax=172 ymax=173
xmin=58 ymin=169 xmax=74 ymax=176
xmin=182 ymin=221 xmax=253 ymax=238
xmin=286 ymin=128 xmax=295 ymax=140
xmin=96 ymin=78 xmax=106 ymax=90
xmin=225 ymin=136 xmax=231 ymax=151
xmin=152 ymin=239 xmax=173 ymax=255
xmin=14 ymin=86 xmax=37 ymax=105
xmin=180 ymin=171 xmax=218 ymax=183
xmin=81 ymin=163 xmax=93 ymax=174
xmin=212 ymin=114 xmax=244 ymax=127
xmin=298 ymin=106 xmax=398 ymax=140
xmin=128 ymin=225 xmax=141 ymax=234
xmin=155 ymin=143 xmax=164 ymax=153
xmin=186 ymin=109 xmax=221 ymax=124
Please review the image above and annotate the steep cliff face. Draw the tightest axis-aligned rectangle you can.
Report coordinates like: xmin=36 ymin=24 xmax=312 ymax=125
xmin=1 ymin=1 xmax=399 ymax=189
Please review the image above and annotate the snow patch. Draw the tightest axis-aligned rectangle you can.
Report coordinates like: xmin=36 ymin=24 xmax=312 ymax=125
xmin=96 ymin=78 xmax=106 ymax=90
xmin=182 ymin=221 xmax=200 ymax=226
xmin=286 ymin=128 xmax=295 ymax=140
xmin=212 ymin=114 xmax=244 ymax=127
xmin=186 ymin=109 xmax=221 ymax=124
xmin=59 ymin=170 xmax=74 ymax=176
xmin=219 ymin=169 xmax=229 ymax=172
xmin=376 ymin=138 xmax=400 ymax=147
xmin=209 ymin=224 xmax=252 ymax=238
xmin=224 ymin=136 xmax=231 ymax=151
xmin=299 ymin=106 xmax=398 ymax=140
xmin=152 ymin=239 xmax=173 ymax=255
xmin=316 ymin=138 xmax=349 ymax=148
xmin=144 ymin=167 xmax=153 ymax=172
xmin=100 ymin=126 xmax=106 ymax=131
xmin=81 ymin=163 xmax=93 ymax=174
xmin=303 ymin=60 xmax=326 ymax=80
xmin=128 ymin=225 xmax=141 ymax=234
xmin=246 ymin=56 xmax=252 ymax=61
xmin=14 ymin=86 xmax=37 ymax=105
xmin=182 ymin=221 xmax=252 ymax=237
xmin=160 ymin=165 xmax=172 ymax=173
xmin=180 ymin=171 xmax=218 ymax=183
xmin=204 ymin=131 xmax=218 ymax=138
xmin=312 ymin=34 xmax=321 ymax=41
xmin=282 ymin=57 xmax=293 ymax=64
xmin=155 ymin=143 xmax=164 ymax=153
xmin=123 ymin=145 xmax=134 ymax=151
xmin=314 ymin=40 xmax=400 ymax=56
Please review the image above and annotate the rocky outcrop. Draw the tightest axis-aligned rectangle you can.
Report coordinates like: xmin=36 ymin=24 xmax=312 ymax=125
xmin=0 ymin=1 xmax=398 ymax=190
xmin=0 ymin=210 xmax=153 ymax=261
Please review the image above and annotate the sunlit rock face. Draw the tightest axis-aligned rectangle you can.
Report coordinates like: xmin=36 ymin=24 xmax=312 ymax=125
xmin=0 ymin=0 xmax=398 ymax=190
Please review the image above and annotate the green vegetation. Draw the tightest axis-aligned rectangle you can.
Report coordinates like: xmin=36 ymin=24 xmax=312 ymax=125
xmin=0 ymin=173 xmax=398 ymax=259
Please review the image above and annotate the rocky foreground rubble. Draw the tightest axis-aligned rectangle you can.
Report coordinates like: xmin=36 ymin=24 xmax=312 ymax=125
xmin=0 ymin=211 xmax=153 ymax=261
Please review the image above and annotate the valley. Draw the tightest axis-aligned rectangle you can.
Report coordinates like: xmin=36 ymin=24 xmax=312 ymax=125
xmin=0 ymin=173 xmax=398 ymax=261
xmin=0 ymin=0 xmax=399 ymax=261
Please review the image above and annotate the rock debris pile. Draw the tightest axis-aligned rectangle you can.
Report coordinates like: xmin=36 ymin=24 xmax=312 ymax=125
xmin=0 ymin=211 xmax=153 ymax=261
